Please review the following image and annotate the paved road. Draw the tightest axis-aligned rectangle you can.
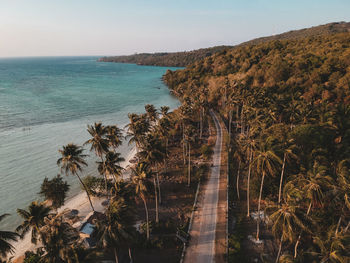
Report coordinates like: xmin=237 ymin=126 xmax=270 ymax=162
xmin=184 ymin=110 xmax=223 ymax=263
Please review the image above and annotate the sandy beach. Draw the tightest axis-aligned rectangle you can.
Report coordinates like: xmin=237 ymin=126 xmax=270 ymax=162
xmin=12 ymin=146 xmax=137 ymax=260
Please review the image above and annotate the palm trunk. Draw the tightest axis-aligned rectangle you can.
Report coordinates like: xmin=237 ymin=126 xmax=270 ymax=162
xmin=114 ymin=248 xmax=119 ymax=263
xmin=142 ymin=197 xmax=150 ymax=240
xmin=256 ymin=172 xmax=265 ymax=241
xmin=241 ymin=104 xmax=244 ymax=135
xmin=187 ymin=143 xmax=191 ymax=187
xmin=182 ymin=124 xmax=186 ymax=167
xmin=156 ymin=168 xmax=161 ymax=204
xmin=200 ymin=107 xmax=203 ymax=139
xmin=236 ymin=160 xmax=241 ymax=200
xmin=154 ymin=177 xmax=159 ymax=223
xmin=228 ymin=110 xmax=232 ymax=143
xmin=236 ymin=105 xmax=239 ymax=132
xmin=129 ymin=247 xmax=133 ymax=263
xmin=278 ymin=153 xmax=286 ymax=204
xmin=335 ymin=216 xmax=342 ymax=237
xmin=100 ymin=156 xmax=110 ymax=199
xmin=276 ymin=234 xmax=283 ymax=263
xmin=294 ymin=201 xmax=312 ymax=258
xmin=247 ymin=146 xmax=252 ymax=217
xmin=76 ymin=174 xmax=95 ymax=212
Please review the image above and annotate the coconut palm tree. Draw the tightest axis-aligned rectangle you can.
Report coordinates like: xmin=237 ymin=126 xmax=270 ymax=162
xmin=125 ymin=113 xmax=150 ymax=156
xmin=138 ymin=132 xmax=165 ymax=214
xmin=160 ymin=106 xmax=170 ymax=118
xmin=16 ymin=201 xmax=51 ymax=244
xmin=0 ymin=214 xmax=19 ymax=259
xmin=267 ymin=202 xmax=307 ymax=263
xmin=95 ymin=197 xmax=135 ymax=263
xmin=278 ymin=145 xmax=298 ymax=204
xmin=57 ymin=143 xmax=95 ymax=212
xmin=254 ymin=146 xmax=282 ymax=241
xmin=130 ymin=162 xmax=152 ymax=240
xmin=309 ymin=225 xmax=350 ymax=263
xmin=292 ymin=165 xmax=333 ymax=258
xmin=85 ymin=122 xmax=109 ymax=159
xmin=145 ymin=104 xmax=159 ymax=125
xmin=40 ymin=213 xmax=79 ymax=263
xmin=39 ymin=175 xmax=70 ymax=211
xmin=97 ymin=151 xmax=125 ymax=190
xmin=106 ymin=125 xmax=124 ymax=150
xmin=85 ymin=122 xmax=110 ymax=194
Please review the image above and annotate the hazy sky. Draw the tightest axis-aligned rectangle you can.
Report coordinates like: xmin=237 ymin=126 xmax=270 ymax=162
xmin=0 ymin=0 xmax=349 ymax=57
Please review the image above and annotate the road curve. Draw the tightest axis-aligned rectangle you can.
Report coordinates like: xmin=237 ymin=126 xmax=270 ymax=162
xmin=184 ymin=110 xmax=223 ymax=263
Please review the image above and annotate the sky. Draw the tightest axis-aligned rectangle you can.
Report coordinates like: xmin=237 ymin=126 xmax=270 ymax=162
xmin=0 ymin=0 xmax=349 ymax=57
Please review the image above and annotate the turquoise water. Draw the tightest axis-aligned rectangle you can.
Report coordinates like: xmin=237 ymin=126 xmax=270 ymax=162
xmin=0 ymin=57 xmax=180 ymax=230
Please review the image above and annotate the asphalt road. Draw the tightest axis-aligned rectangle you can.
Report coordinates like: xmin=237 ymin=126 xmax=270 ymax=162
xmin=184 ymin=110 xmax=223 ymax=263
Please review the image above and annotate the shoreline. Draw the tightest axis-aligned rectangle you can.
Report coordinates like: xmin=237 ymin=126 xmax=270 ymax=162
xmin=12 ymin=146 xmax=137 ymax=260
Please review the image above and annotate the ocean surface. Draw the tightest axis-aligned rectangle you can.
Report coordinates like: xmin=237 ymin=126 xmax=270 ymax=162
xmin=0 ymin=57 xmax=180 ymax=230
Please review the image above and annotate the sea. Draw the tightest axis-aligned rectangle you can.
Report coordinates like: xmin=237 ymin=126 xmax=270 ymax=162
xmin=0 ymin=56 xmax=180 ymax=230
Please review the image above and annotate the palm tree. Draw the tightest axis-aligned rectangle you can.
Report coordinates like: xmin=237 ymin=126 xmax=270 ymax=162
xmin=40 ymin=213 xmax=79 ymax=263
xmin=160 ymin=106 xmax=170 ymax=118
xmin=85 ymin=122 xmax=109 ymax=159
xmin=278 ymin=145 xmax=298 ymax=204
xmin=57 ymin=143 xmax=95 ymax=212
xmin=138 ymin=132 xmax=165 ymax=215
xmin=16 ymin=201 xmax=51 ymax=244
xmin=292 ymin=165 xmax=333 ymax=258
xmin=238 ymin=132 xmax=256 ymax=217
xmin=254 ymin=146 xmax=282 ymax=241
xmin=0 ymin=214 xmax=19 ymax=259
xmin=145 ymin=104 xmax=159 ymax=124
xmin=130 ymin=162 xmax=152 ymax=240
xmin=309 ymin=225 xmax=350 ymax=263
xmin=39 ymin=175 xmax=70 ymax=211
xmin=97 ymin=151 xmax=125 ymax=190
xmin=267 ymin=202 xmax=307 ymax=263
xmin=95 ymin=197 xmax=135 ymax=263
xmin=85 ymin=122 xmax=110 ymax=194
xmin=125 ymin=113 xmax=150 ymax=156
xmin=106 ymin=125 xmax=124 ymax=150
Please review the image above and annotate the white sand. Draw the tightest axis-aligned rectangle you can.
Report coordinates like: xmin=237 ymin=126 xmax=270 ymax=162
xmin=12 ymin=146 xmax=137 ymax=260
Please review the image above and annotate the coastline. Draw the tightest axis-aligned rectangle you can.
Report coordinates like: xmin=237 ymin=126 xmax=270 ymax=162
xmin=12 ymin=146 xmax=137 ymax=260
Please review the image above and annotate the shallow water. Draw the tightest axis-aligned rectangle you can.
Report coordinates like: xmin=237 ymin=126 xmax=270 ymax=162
xmin=0 ymin=57 xmax=180 ymax=230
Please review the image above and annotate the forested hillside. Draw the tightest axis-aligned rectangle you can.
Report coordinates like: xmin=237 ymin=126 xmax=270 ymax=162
xmin=98 ymin=46 xmax=230 ymax=67
xmin=99 ymin=22 xmax=350 ymax=67
xmin=164 ymin=31 xmax=350 ymax=261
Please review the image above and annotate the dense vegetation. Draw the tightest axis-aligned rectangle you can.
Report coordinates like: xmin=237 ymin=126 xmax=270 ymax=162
xmin=99 ymin=22 xmax=349 ymax=68
xmin=98 ymin=46 xmax=230 ymax=67
xmin=164 ymin=31 xmax=350 ymax=261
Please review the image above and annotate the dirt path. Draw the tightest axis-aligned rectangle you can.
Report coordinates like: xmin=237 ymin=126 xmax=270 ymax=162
xmin=183 ymin=110 xmax=227 ymax=263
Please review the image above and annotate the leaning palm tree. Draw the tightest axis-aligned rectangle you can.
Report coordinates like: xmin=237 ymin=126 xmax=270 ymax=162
xmin=0 ymin=214 xmax=19 ymax=259
xmin=16 ymin=201 xmax=51 ymax=244
xmin=254 ymin=146 xmax=282 ymax=241
xmin=130 ymin=162 xmax=152 ymax=240
xmin=57 ymin=143 xmax=95 ymax=211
